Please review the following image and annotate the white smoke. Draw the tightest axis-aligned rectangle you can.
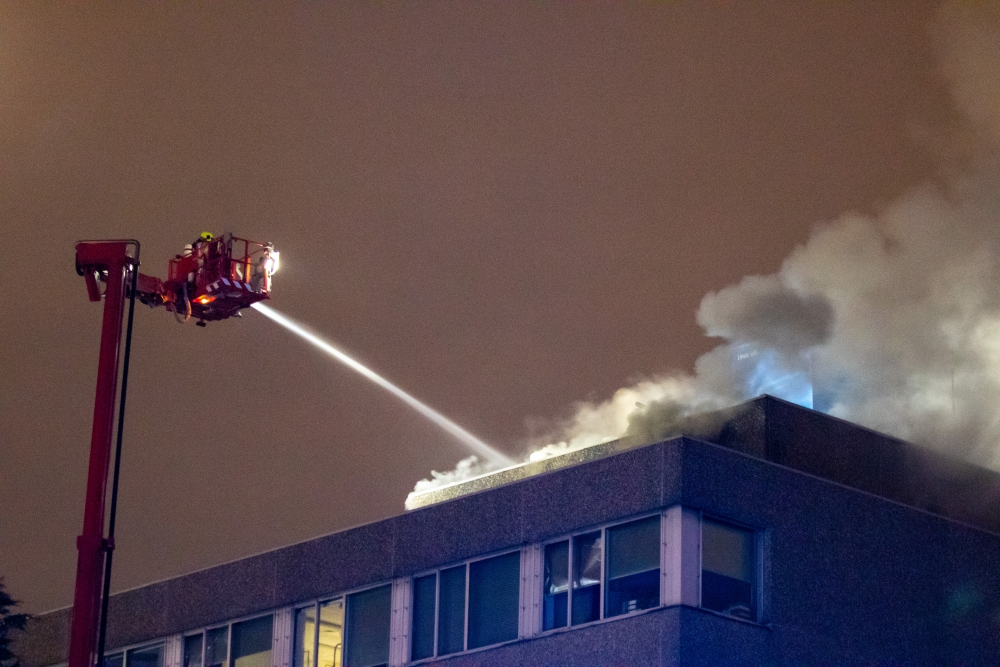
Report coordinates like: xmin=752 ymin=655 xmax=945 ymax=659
xmin=540 ymin=173 xmax=1000 ymax=467
xmin=410 ymin=455 xmax=495 ymax=493
xmin=409 ymin=2 xmax=1000 ymax=501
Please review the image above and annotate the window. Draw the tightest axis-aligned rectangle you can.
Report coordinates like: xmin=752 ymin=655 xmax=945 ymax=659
xmin=542 ymin=541 xmax=568 ymax=630
xmin=103 ymin=644 xmax=163 ymax=667
xmin=184 ymin=615 xmax=273 ymax=667
xmin=294 ymin=585 xmax=390 ymax=667
xmin=293 ymin=606 xmax=316 ymax=667
xmin=127 ymin=645 xmax=163 ymax=667
xmin=231 ymin=616 xmax=273 ymax=667
xmin=205 ymin=627 xmax=228 ymax=667
xmin=184 ymin=635 xmax=203 ymax=667
xmin=345 ymin=586 xmax=390 ymax=667
xmin=573 ymin=532 xmax=602 ymax=624
xmin=542 ymin=515 xmax=661 ymax=631
xmin=410 ymin=575 xmax=436 ymax=661
xmin=606 ymin=515 xmax=661 ymax=617
xmin=701 ymin=518 xmax=756 ymax=620
xmin=319 ymin=599 xmax=344 ymax=667
xmin=467 ymin=551 xmax=520 ymax=649
xmin=410 ymin=551 xmax=521 ymax=659
xmin=437 ymin=565 xmax=465 ymax=656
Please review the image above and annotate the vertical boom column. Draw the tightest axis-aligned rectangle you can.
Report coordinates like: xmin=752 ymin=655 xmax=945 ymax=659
xmin=69 ymin=241 xmax=134 ymax=667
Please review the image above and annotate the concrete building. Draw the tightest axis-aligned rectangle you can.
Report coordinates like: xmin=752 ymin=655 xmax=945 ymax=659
xmin=15 ymin=396 xmax=1000 ymax=666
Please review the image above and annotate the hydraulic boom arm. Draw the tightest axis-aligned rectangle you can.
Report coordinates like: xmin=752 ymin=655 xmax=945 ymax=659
xmin=69 ymin=233 xmax=277 ymax=667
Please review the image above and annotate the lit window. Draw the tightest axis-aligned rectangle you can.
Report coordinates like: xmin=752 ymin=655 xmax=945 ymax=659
xmin=410 ymin=551 xmax=521 ymax=659
xmin=542 ymin=515 xmax=661 ymax=631
xmin=319 ymin=599 xmax=344 ymax=667
xmin=701 ymin=518 xmax=756 ymax=620
xmin=295 ymin=587 xmax=389 ymax=667
xmin=293 ymin=606 xmax=316 ymax=667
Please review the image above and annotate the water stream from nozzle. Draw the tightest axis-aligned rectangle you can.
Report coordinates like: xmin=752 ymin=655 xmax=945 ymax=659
xmin=251 ymin=303 xmax=513 ymax=466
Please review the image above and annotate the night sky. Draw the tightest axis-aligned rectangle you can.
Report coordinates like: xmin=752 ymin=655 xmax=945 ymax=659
xmin=1 ymin=2 xmax=950 ymax=613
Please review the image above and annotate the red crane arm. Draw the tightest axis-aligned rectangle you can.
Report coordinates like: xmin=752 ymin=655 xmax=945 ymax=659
xmin=69 ymin=233 xmax=276 ymax=667
xmin=70 ymin=241 xmax=137 ymax=667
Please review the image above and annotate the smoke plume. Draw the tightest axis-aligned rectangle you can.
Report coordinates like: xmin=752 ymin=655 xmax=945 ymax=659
xmin=408 ymin=2 xmax=1000 ymax=502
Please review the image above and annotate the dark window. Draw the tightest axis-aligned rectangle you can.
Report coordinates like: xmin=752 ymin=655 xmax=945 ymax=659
xmin=231 ymin=616 xmax=273 ymax=667
xmin=184 ymin=635 xmax=204 ymax=667
xmin=345 ymin=585 xmax=390 ymax=667
xmin=410 ymin=574 xmax=436 ymax=660
xmin=572 ymin=531 xmax=602 ymax=625
xmin=701 ymin=518 xmax=756 ymax=621
xmin=467 ymin=551 xmax=520 ymax=649
xmin=605 ymin=516 xmax=661 ymax=617
xmin=127 ymin=645 xmax=163 ymax=667
xmin=205 ymin=627 xmax=228 ymax=667
xmin=293 ymin=606 xmax=316 ymax=667
xmin=104 ymin=653 xmax=124 ymax=667
xmin=543 ymin=541 xmax=569 ymax=630
xmin=437 ymin=565 xmax=466 ymax=656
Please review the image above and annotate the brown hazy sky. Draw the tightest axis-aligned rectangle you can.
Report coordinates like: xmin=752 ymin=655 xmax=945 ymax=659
xmin=0 ymin=2 xmax=951 ymax=613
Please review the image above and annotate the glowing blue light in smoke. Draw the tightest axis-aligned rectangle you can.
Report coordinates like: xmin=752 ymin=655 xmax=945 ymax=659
xmin=735 ymin=344 xmax=813 ymax=409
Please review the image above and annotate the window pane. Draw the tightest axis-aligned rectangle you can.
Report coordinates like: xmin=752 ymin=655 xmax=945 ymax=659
xmin=345 ymin=586 xmax=390 ymax=667
xmin=104 ymin=653 xmax=124 ymax=667
xmin=294 ymin=606 xmax=316 ymax=667
xmin=543 ymin=541 xmax=569 ymax=631
xmin=468 ymin=551 xmax=520 ymax=649
xmin=127 ymin=644 xmax=164 ymax=667
xmin=232 ymin=616 xmax=273 ymax=667
xmin=702 ymin=519 xmax=753 ymax=581
xmin=410 ymin=574 xmax=436 ymax=660
xmin=437 ymin=565 xmax=466 ymax=656
xmin=184 ymin=635 xmax=204 ymax=667
xmin=606 ymin=516 xmax=661 ymax=617
xmin=607 ymin=516 xmax=660 ymax=579
xmin=319 ymin=599 xmax=344 ymax=667
xmin=702 ymin=519 xmax=755 ymax=620
xmin=205 ymin=628 xmax=228 ymax=667
xmin=572 ymin=531 xmax=601 ymax=625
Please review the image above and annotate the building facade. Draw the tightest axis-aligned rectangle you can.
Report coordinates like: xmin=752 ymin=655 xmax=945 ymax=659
xmin=16 ymin=397 xmax=1000 ymax=666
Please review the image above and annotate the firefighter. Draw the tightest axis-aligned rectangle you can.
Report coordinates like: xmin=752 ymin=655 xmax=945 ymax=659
xmin=190 ymin=232 xmax=213 ymax=287
xmin=251 ymin=252 xmax=268 ymax=292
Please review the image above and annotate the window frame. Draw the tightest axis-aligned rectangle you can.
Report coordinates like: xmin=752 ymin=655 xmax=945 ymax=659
xmin=408 ymin=547 xmax=523 ymax=662
xmin=102 ymin=641 xmax=166 ymax=667
xmin=539 ymin=512 xmax=663 ymax=634
xmin=182 ymin=611 xmax=275 ymax=667
xmin=291 ymin=580 xmax=393 ymax=667
xmin=698 ymin=512 xmax=761 ymax=622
